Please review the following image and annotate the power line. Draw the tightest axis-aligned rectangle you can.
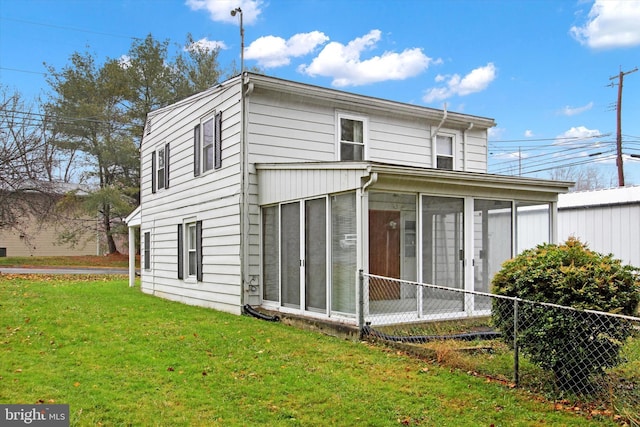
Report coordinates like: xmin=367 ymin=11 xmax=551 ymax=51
xmin=0 ymin=16 xmax=140 ymax=41
xmin=0 ymin=66 xmax=47 ymax=76
xmin=489 ymin=133 xmax=611 ymax=144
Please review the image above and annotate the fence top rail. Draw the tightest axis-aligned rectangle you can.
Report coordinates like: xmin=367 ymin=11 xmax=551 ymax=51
xmin=363 ymin=272 xmax=640 ymax=323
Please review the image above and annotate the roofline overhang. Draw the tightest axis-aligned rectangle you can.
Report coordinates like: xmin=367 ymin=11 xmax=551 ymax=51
xmin=144 ymin=72 xmax=496 ymax=130
xmin=256 ymin=161 xmax=573 ymax=195
xmin=125 ymin=205 xmax=141 ymax=227
xmin=244 ymin=73 xmax=496 ymax=130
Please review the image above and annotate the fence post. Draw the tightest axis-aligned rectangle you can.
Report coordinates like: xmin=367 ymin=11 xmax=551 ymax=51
xmin=513 ymin=298 xmax=520 ymax=387
xmin=358 ymin=270 xmax=365 ymax=336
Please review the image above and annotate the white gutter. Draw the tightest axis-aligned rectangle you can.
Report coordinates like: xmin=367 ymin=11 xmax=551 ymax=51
xmin=431 ymin=103 xmax=447 ymax=168
xmin=362 ymin=171 xmax=378 ymax=193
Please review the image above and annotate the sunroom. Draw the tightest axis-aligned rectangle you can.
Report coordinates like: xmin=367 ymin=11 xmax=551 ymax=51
xmin=257 ymin=162 xmax=571 ymax=327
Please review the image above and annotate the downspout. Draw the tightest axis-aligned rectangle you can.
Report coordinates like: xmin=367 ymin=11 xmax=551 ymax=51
xmin=431 ymin=103 xmax=447 ymax=168
xmin=462 ymin=122 xmax=473 ymax=172
xmin=358 ymin=169 xmax=377 ymax=329
xmin=243 ymin=79 xmax=256 ymax=302
xmin=362 ymin=171 xmax=378 ymax=193
xmin=240 ymin=72 xmax=253 ymax=307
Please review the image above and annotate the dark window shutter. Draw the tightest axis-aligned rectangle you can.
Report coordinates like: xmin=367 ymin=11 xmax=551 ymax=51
xmin=194 ymin=124 xmax=201 ymax=177
xmin=151 ymin=151 xmax=157 ymax=193
xmin=177 ymin=224 xmax=184 ymax=279
xmin=196 ymin=220 xmax=203 ymax=281
xmin=164 ymin=142 xmax=170 ymax=188
xmin=144 ymin=232 xmax=150 ymax=270
xmin=214 ymin=111 xmax=222 ymax=170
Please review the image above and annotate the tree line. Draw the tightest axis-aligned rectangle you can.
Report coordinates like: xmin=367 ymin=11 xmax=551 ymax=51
xmin=1 ymin=34 xmax=232 ymax=254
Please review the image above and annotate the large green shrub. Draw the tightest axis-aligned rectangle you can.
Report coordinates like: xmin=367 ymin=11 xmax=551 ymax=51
xmin=491 ymin=238 xmax=640 ymax=393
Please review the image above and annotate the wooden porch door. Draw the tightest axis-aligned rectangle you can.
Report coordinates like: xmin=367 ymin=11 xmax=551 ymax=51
xmin=369 ymin=210 xmax=401 ymax=300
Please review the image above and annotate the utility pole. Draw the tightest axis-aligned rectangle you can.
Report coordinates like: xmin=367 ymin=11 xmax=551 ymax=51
xmin=230 ymin=8 xmax=244 ymax=73
xmin=609 ymin=67 xmax=638 ymax=186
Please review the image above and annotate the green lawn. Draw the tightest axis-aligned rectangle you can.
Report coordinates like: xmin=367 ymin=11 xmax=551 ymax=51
xmin=0 ymin=254 xmax=134 ymax=268
xmin=0 ymin=274 xmax=617 ymax=426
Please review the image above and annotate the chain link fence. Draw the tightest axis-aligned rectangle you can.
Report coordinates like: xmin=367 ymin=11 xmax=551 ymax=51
xmin=359 ymin=272 xmax=640 ymax=425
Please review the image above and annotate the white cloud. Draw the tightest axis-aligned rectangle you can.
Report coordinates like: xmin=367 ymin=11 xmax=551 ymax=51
xmin=299 ymin=30 xmax=435 ymax=87
xmin=488 ymin=127 xmax=505 ymax=140
xmin=524 ymin=130 xmax=534 ymax=138
xmin=555 ymin=126 xmax=601 ymax=145
xmin=559 ymin=102 xmax=594 ymax=116
xmin=422 ymin=63 xmax=497 ymax=103
xmin=118 ymin=55 xmax=131 ymax=69
xmin=186 ymin=37 xmax=227 ymax=52
xmin=244 ymin=31 xmax=329 ymax=68
xmin=185 ymin=0 xmax=262 ymax=25
xmin=570 ymin=0 xmax=640 ymax=49
xmin=494 ymin=151 xmax=528 ymax=161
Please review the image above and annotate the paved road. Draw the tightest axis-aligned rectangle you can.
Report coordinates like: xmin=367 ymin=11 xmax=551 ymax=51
xmin=0 ymin=267 xmax=129 ymax=275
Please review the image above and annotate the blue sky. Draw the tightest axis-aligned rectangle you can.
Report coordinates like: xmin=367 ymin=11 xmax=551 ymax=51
xmin=1 ymin=0 xmax=639 ymax=186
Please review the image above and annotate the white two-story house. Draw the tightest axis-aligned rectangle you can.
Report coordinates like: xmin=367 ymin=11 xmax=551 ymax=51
xmin=128 ymin=72 xmax=570 ymax=327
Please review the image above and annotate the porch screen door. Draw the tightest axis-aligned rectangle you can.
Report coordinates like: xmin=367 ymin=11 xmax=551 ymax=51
xmin=474 ymin=199 xmax=512 ymax=311
xmin=422 ymin=196 xmax=464 ymax=313
xmin=281 ymin=202 xmax=300 ymax=308
xmin=305 ymin=198 xmax=327 ymax=312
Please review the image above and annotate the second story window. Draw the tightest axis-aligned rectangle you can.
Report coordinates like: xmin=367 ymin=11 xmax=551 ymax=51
xmin=338 ymin=114 xmax=367 ymax=161
xmin=203 ymin=117 xmax=214 ymax=172
xmin=436 ymin=135 xmax=454 ymax=170
xmin=157 ymin=146 xmax=166 ymax=189
xmin=152 ymin=143 xmax=169 ymax=193
xmin=194 ymin=111 xmax=222 ymax=177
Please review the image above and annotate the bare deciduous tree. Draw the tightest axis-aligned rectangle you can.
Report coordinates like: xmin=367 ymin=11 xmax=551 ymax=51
xmin=0 ymin=87 xmax=62 ymax=234
xmin=549 ymin=165 xmax=617 ymax=192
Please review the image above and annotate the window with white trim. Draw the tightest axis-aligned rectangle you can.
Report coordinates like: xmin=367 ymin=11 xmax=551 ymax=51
xmin=338 ymin=113 xmax=367 ymax=161
xmin=436 ymin=135 xmax=454 ymax=170
xmin=178 ymin=220 xmax=202 ymax=281
xmin=157 ymin=146 xmax=166 ymax=189
xmin=194 ymin=111 xmax=222 ymax=176
xmin=152 ymin=143 xmax=169 ymax=193
xmin=187 ymin=222 xmax=197 ymax=277
xmin=202 ymin=117 xmax=214 ymax=172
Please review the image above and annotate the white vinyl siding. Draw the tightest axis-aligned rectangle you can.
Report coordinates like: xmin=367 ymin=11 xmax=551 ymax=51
xmin=464 ymin=130 xmax=488 ymax=173
xmin=246 ymin=88 xmax=486 ymax=171
xmin=140 ymin=81 xmax=243 ymax=315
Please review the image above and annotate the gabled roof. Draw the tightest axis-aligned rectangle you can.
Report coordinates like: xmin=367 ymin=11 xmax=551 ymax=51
xmin=125 ymin=205 xmax=141 ymax=227
xmin=145 ymin=72 xmax=496 ymax=131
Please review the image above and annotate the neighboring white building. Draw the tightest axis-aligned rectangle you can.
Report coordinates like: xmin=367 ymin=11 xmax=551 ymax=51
xmin=128 ymin=72 xmax=571 ymax=326
xmin=558 ymin=186 xmax=640 ymax=267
